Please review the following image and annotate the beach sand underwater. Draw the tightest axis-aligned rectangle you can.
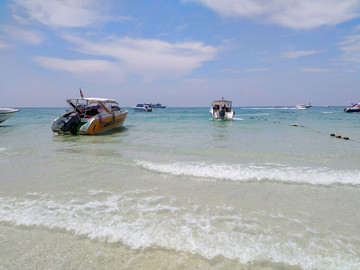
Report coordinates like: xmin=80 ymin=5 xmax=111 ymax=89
xmin=0 ymin=106 xmax=360 ymax=269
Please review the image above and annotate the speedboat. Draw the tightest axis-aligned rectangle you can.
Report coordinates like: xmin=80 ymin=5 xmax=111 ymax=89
xmin=52 ymin=97 xmax=128 ymax=135
xmin=210 ymin=99 xmax=234 ymax=119
xmin=0 ymin=108 xmax=19 ymax=123
xmin=133 ymin=104 xmax=152 ymax=112
xmin=344 ymin=102 xmax=360 ymax=112
xmin=296 ymin=103 xmax=312 ymax=109
xmin=150 ymin=103 xmax=166 ymax=108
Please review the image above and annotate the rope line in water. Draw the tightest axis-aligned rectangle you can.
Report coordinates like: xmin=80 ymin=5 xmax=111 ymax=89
xmin=6 ymin=120 xmax=54 ymax=136
xmin=259 ymin=117 xmax=359 ymax=143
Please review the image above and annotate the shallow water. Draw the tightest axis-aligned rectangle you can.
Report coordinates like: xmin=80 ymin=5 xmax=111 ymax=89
xmin=1 ymin=106 xmax=360 ymax=269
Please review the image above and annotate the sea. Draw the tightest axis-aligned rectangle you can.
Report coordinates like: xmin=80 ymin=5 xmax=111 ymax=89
xmin=0 ymin=106 xmax=359 ymax=270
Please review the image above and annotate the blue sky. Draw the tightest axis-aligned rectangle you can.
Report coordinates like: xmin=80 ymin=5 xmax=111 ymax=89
xmin=1 ymin=0 xmax=360 ymax=107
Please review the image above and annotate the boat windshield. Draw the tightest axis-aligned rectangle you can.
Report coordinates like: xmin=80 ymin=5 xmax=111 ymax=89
xmin=103 ymin=102 xmax=120 ymax=112
xmin=211 ymin=100 xmax=232 ymax=112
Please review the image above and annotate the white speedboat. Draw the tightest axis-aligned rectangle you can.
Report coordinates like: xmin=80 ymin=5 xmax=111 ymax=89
xmin=296 ymin=103 xmax=312 ymax=109
xmin=344 ymin=102 xmax=360 ymax=112
xmin=52 ymin=97 xmax=128 ymax=135
xmin=0 ymin=108 xmax=19 ymax=123
xmin=210 ymin=99 xmax=234 ymax=119
xmin=133 ymin=104 xmax=152 ymax=112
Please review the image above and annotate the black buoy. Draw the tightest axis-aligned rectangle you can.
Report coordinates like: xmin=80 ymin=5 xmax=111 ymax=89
xmin=330 ymin=133 xmax=335 ymax=137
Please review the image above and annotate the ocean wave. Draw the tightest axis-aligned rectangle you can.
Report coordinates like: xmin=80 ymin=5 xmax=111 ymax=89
xmin=0 ymin=191 xmax=359 ymax=270
xmin=136 ymin=160 xmax=360 ymax=186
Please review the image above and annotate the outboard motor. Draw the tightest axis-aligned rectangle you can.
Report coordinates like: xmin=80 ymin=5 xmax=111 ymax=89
xmin=59 ymin=112 xmax=80 ymax=135
xmin=219 ymin=110 xmax=226 ymax=119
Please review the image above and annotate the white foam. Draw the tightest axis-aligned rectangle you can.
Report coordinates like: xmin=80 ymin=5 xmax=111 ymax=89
xmin=136 ymin=160 xmax=360 ymax=186
xmin=88 ymin=189 xmax=112 ymax=195
xmin=232 ymin=117 xmax=244 ymax=121
xmin=0 ymin=147 xmax=6 ymax=152
xmin=0 ymin=192 xmax=359 ymax=269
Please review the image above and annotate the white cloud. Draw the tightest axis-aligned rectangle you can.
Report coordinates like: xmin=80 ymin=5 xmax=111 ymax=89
xmin=221 ymin=67 xmax=269 ymax=73
xmin=61 ymin=35 xmax=218 ymax=82
xmin=183 ymin=0 xmax=360 ymax=29
xmin=282 ymin=49 xmax=327 ymax=59
xmin=1 ymin=26 xmax=44 ymax=45
xmin=34 ymin=57 xmax=127 ymax=84
xmin=12 ymin=0 xmax=108 ymax=28
xmin=241 ymin=68 xmax=269 ymax=73
xmin=34 ymin=36 xmax=218 ymax=83
xmin=300 ymin=67 xmax=332 ymax=72
xmin=338 ymin=34 xmax=360 ymax=63
xmin=0 ymin=41 xmax=10 ymax=49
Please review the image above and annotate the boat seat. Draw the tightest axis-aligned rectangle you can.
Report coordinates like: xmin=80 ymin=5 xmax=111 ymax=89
xmin=87 ymin=108 xmax=98 ymax=116
xmin=111 ymin=106 xmax=120 ymax=111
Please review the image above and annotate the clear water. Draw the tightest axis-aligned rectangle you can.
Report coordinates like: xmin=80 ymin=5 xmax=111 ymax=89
xmin=1 ymin=106 xmax=359 ymax=269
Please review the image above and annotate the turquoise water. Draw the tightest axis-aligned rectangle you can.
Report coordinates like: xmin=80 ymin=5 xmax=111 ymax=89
xmin=0 ymin=106 xmax=360 ymax=269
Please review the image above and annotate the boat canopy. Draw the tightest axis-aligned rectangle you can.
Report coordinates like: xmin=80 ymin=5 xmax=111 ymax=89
xmin=66 ymin=97 xmax=119 ymax=104
xmin=66 ymin=97 xmax=121 ymax=115
xmin=211 ymin=100 xmax=232 ymax=107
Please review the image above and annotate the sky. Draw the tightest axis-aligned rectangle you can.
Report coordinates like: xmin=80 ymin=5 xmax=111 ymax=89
xmin=1 ymin=0 xmax=360 ymax=107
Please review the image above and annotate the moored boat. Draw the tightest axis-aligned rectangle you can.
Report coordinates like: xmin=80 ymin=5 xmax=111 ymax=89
xmin=52 ymin=97 xmax=128 ymax=135
xmin=296 ymin=103 xmax=312 ymax=109
xmin=0 ymin=108 xmax=20 ymax=124
xmin=133 ymin=104 xmax=153 ymax=112
xmin=210 ymin=99 xmax=234 ymax=119
xmin=344 ymin=102 xmax=360 ymax=112
xmin=150 ymin=103 xmax=166 ymax=108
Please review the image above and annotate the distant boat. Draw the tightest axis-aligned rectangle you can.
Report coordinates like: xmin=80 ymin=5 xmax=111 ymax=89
xmin=0 ymin=108 xmax=19 ymax=124
xmin=52 ymin=97 xmax=128 ymax=135
xmin=296 ymin=103 xmax=312 ymax=109
xmin=150 ymin=103 xmax=166 ymax=108
xmin=210 ymin=99 xmax=234 ymax=120
xmin=133 ymin=104 xmax=153 ymax=112
xmin=344 ymin=102 xmax=360 ymax=113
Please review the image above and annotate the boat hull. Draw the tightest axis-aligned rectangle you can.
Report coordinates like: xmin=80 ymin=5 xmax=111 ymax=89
xmin=80 ymin=112 xmax=128 ymax=134
xmin=133 ymin=107 xmax=152 ymax=112
xmin=296 ymin=105 xmax=312 ymax=109
xmin=344 ymin=108 xmax=360 ymax=113
xmin=210 ymin=111 xmax=234 ymax=120
xmin=210 ymin=107 xmax=234 ymax=120
xmin=132 ymin=105 xmax=152 ymax=112
xmin=0 ymin=108 xmax=19 ymax=123
xmin=52 ymin=111 xmax=128 ymax=135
